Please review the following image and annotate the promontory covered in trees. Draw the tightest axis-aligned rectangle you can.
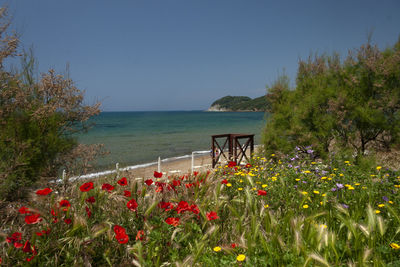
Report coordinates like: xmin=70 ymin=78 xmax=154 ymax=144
xmin=207 ymin=95 xmax=267 ymax=112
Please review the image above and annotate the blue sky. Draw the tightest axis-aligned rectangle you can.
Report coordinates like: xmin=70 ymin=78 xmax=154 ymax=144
xmin=4 ymin=0 xmax=400 ymax=111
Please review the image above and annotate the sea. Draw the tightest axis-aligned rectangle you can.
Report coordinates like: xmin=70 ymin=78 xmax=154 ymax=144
xmin=77 ymin=111 xmax=267 ymax=171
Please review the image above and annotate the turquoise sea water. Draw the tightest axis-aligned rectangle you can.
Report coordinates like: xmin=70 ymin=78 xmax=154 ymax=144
xmin=78 ymin=111 xmax=267 ymax=170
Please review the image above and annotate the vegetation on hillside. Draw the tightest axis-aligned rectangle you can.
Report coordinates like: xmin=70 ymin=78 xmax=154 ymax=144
xmin=1 ymin=153 xmax=400 ymax=266
xmin=210 ymin=95 xmax=267 ymax=111
xmin=263 ymin=38 xmax=400 ymax=165
xmin=0 ymin=7 xmax=102 ymax=201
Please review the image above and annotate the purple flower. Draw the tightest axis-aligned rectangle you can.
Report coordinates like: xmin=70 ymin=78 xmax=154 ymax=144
xmin=336 ymin=183 xmax=344 ymax=189
xmin=382 ymin=196 xmax=389 ymax=202
xmin=291 ymin=157 xmax=295 ymax=161
xmin=307 ymin=149 xmax=314 ymax=154
xmin=341 ymin=204 xmax=349 ymax=209
xmin=288 ymin=164 xmax=293 ymax=168
xmin=294 ymin=185 xmax=298 ymax=189
xmin=331 ymin=187 xmax=337 ymax=192
xmin=302 ymin=181 xmax=307 ymax=184
xmin=295 ymin=146 xmax=300 ymax=151
xmin=294 ymin=166 xmax=300 ymax=169
xmin=321 ymin=170 xmax=328 ymax=175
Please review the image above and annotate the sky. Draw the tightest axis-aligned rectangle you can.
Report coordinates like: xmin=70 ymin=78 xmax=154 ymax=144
xmin=3 ymin=0 xmax=400 ymax=111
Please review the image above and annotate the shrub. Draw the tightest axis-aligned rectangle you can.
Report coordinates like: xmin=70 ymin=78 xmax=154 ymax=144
xmin=0 ymin=7 xmax=101 ymax=200
xmin=263 ymin=38 xmax=400 ymax=162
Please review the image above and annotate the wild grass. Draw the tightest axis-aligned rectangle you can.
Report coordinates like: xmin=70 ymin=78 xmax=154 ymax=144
xmin=1 ymin=150 xmax=400 ymax=266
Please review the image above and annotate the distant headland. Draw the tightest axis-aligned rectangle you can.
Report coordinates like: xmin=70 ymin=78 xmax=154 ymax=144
xmin=207 ymin=95 xmax=267 ymax=112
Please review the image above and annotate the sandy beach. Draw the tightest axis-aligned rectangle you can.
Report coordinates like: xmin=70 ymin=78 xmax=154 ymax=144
xmin=120 ymin=153 xmax=215 ymax=179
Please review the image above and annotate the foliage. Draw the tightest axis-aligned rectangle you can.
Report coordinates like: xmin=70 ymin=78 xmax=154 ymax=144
xmin=0 ymin=7 xmax=101 ymax=200
xmin=210 ymin=95 xmax=267 ymax=111
xmin=263 ymin=38 xmax=400 ymax=162
xmin=1 ymin=151 xmax=400 ymax=266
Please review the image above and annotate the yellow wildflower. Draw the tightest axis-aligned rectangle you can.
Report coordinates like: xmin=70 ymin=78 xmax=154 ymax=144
xmin=213 ymin=246 xmax=221 ymax=252
xmin=303 ymin=204 xmax=309 ymax=209
xmin=311 ymin=162 xmax=316 ymax=164
xmin=264 ymin=204 xmax=269 ymax=208
xmin=295 ymin=178 xmax=300 ymax=181
xmin=303 ymin=170 xmax=311 ymax=174
xmin=301 ymin=191 xmax=308 ymax=195
xmin=378 ymin=204 xmax=385 ymax=208
xmin=389 ymin=201 xmax=394 ymax=204
xmin=238 ymin=188 xmax=243 ymax=191
xmin=262 ymin=184 xmax=267 ymax=188
xmin=375 ymin=210 xmax=381 ymax=214
xmin=322 ymin=193 xmax=326 ymax=197
xmin=237 ymin=254 xmax=246 ymax=261
xmin=313 ymin=190 xmax=320 ymax=194
xmin=226 ymin=183 xmax=232 ymax=187
xmin=271 ymin=154 xmax=275 ymax=157
xmin=376 ymin=166 xmax=382 ymax=170
xmin=321 ymin=176 xmax=327 ymax=180
xmin=390 ymin=243 xmax=400 ymax=249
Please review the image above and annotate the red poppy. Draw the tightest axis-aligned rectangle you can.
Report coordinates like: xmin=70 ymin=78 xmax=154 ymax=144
xmin=154 ymin=171 xmax=163 ymax=178
xmin=25 ymin=213 xmax=42 ymax=224
xmin=113 ymin=225 xmax=129 ymax=244
xmin=172 ymin=179 xmax=181 ymax=187
xmin=23 ymin=241 xmax=37 ymax=262
xmin=102 ymin=183 xmax=114 ymax=192
xmin=227 ymin=161 xmax=237 ymax=168
xmin=85 ymin=206 xmax=92 ymax=218
xmin=117 ymin=177 xmax=128 ymax=186
xmin=80 ymin=182 xmax=94 ymax=192
xmin=185 ymin=183 xmax=194 ymax=188
xmin=6 ymin=232 xmax=22 ymax=244
xmin=64 ymin=218 xmax=72 ymax=224
xmin=136 ymin=230 xmax=145 ymax=241
xmin=127 ymin=198 xmax=138 ymax=211
xmin=190 ymin=204 xmax=200 ymax=214
xmin=123 ymin=190 xmax=131 ymax=197
xmin=23 ymin=240 xmax=32 ymax=253
xmin=176 ymin=201 xmax=190 ymax=214
xmin=36 ymin=228 xmax=51 ymax=236
xmin=26 ymin=245 xmax=37 ymax=262
xmin=245 ymin=163 xmax=252 ymax=168
xmin=165 ymin=217 xmax=180 ymax=227
xmin=193 ymin=171 xmax=199 ymax=176
xmin=19 ymin=206 xmax=31 ymax=214
xmin=158 ymin=201 xmax=174 ymax=211
xmin=114 ymin=225 xmax=126 ymax=236
xmin=14 ymin=242 xmax=23 ymax=248
xmin=231 ymin=243 xmax=238 ymax=248
xmin=86 ymin=196 xmax=96 ymax=203
xmin=144 ymin=179 xmax=153 ymax=186
xmin=36 ymin=187 xmax=52 ymax=196
xmin=257 ymin=190 xmax=267 ymax=196
xmin=221 ymin=179 xmax=228 ymax=184
xmin=206 ymin=211 xmax=219 ymax=221
xmin=51 ymin=208 xmax=57 ymax=217
xmin=59 ymin=199 xmax=71 ymax=211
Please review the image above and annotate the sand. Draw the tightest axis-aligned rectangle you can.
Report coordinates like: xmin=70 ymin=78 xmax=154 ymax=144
xmin=119 ymin=153 xmax=217 ymax=180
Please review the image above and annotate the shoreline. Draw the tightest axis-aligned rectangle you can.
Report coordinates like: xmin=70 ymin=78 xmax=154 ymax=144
xmin=63 ymin=151 xmax=213 ymax=182
xmin=61 ymin=144 xmax=262 ymax=183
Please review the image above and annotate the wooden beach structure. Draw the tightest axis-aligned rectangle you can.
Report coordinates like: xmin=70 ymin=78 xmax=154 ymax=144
xmin=211 ymin=133 xmax=254 ymax=168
